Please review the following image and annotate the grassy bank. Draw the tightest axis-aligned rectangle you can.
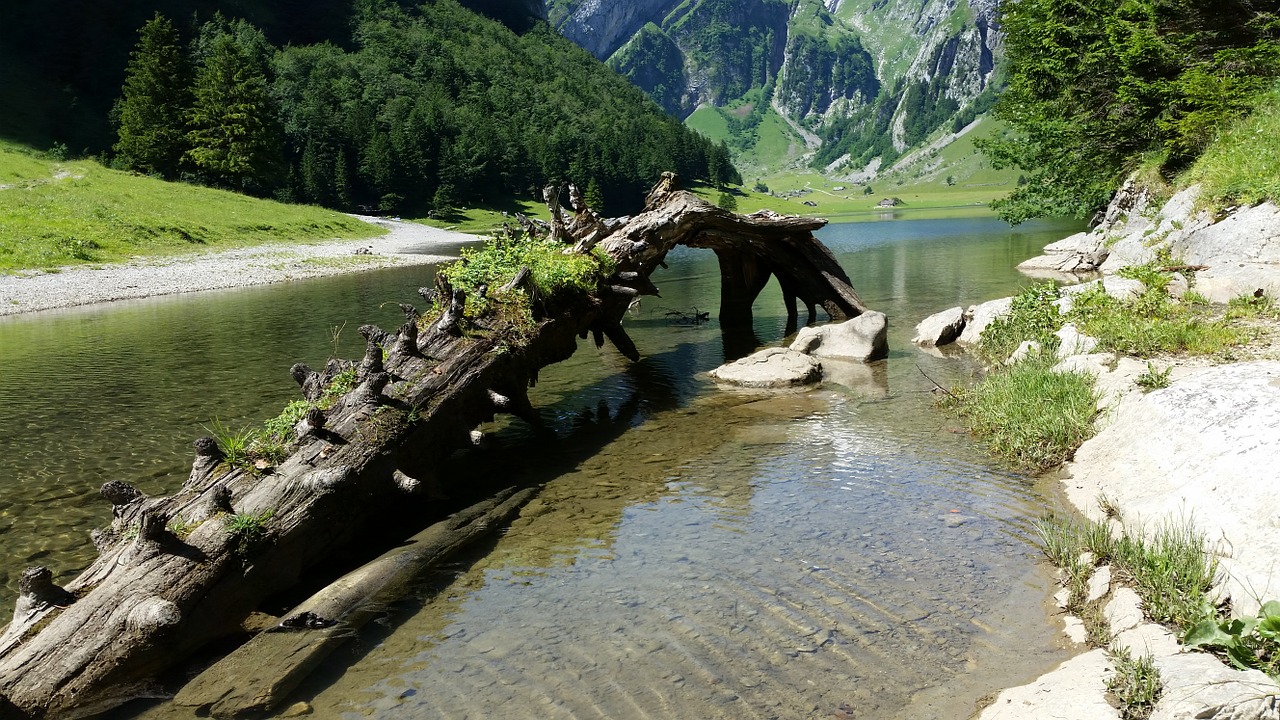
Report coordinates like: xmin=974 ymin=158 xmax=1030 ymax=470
xmin=945 ymin=267 xmax=1270 ymax=470
xmin=0 ymin=140 xmax=382 ymax=273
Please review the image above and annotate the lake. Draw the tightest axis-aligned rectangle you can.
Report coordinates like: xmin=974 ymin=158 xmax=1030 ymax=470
xmin=0 ymin=214 xmax=1083 ymax=718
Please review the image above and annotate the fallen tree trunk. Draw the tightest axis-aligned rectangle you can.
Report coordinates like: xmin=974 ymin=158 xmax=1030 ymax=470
xmin=0 ymin=173 xmax=870 ymax=719
xmin=172 ymin=486 xmax=538 ymax=717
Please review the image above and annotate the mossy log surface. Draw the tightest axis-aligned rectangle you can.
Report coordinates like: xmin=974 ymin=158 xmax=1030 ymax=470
xmin=0 ymin=175 xmax=868 ymax=719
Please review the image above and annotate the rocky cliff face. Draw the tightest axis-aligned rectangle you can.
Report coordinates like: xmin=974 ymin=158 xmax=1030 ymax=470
xmin=545 ymin=0 xmax=1002 ymax=171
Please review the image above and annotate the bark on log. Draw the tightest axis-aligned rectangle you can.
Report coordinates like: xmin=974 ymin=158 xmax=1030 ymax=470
xmin=0 ymin=173 xmax=871 ymax=719
xmin=172 ymin=486 xmax=537 ymax=718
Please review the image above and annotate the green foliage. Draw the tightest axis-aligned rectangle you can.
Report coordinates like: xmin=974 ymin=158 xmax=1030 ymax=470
xmin=1037 ymin=514 xmax=1220 ymax=637
xmin=223 ymin=509 xmax=274 ymax=556
xmin=1112 ymin=521 xmax=1219 ymax=629
xmin=111 ymin=13 xmax=189 ymax=178
xmin=263 ymin=399 xmax=312 ymax=439
xmin=946 ymin=355 xmax=1098 ymax=471
xmin=1107 ymin=647 xmax=1162 ymax=720
xmin=1226 ymin=291 xmax=1280 ymax=320
xmin=607 ymin=23 xmax=687 ymax=115
xmin=1187 ymin=83 xmax=1280 ymax=208
xmin=184 ymin=18 xmax=284 ymax=194
xmin=0 ymin=139 xmax=379 ymax=273
xmin=166 ymin=516 xmax=198 ymax=541
xmin=985 ymin=0 xmax=1280 ymax=223
xmin=777 ymin=23 xmax=877 ymax=118
xmin=204 ymin=417 xmax=256 ymax=468
xmin=1185 ymin=601 xmax=1280 ymax=677
xmin=317 ymin=369 xmax=357 ymax=410
xmin=443 ymin=231 xmax=611 ymax=319
xmin=716 ymin=192 xmax=739 ymax=211
xmin=977 ymin=281 xmax=1063 ymax=365
xmin=1068 ymin=282 xmax=1247 ymax=358
xmin=1135 ymin=362 xmax=1172 ymax=391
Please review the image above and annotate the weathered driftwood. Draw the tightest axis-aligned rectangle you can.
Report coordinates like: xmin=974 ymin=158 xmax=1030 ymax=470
xmin=0 ymin=173 xmax=869 ymax=719
xmin=173 ymin=486 xmax=537 ymax=717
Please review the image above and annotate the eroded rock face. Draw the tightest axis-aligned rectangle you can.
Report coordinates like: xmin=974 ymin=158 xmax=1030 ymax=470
xmin=789 ymin=311 xmax=889 ymax=361
xmin=707 ymin=348 xmax=822 ymax=388
xmin=1065 ymin=361 xmax=1280 ymax=617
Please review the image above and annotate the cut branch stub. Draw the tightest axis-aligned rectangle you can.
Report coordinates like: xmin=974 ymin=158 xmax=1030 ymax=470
xmin=16 ymin=568 xmax=73 ymax=615
xmin=391 ymin=321 xmax=419 ymax=360
xmin=358 ymin=324 xmax=393 ymax=348
xmin=100 ymin=481 xmax=145 ymax=508
xmin=434 ymin=276 xmax=466 ymax=336
xmin=357 ymin=341 xmax=384 ymax=379
xmin=296 ymin=406 xmax=327 ymax=440
xmin=289 ymin=364 xmax=325 ymax=403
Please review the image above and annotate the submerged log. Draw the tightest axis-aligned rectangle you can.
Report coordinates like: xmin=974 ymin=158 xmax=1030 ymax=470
xmin=173 ymin=486 xmax=537 ymax=717
xmin=0 ymin=173 xmax=871 ymax=719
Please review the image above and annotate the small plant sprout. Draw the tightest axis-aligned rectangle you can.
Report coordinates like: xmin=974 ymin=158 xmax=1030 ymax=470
xmin=1135 ymin=362 xmax=1172 ymax=391
xmin=1107 ymin=646 xmax=1162 ymax=719
xmin=1097 ymin=494 xmax=1123 ymax=521
xmin=329 ymin=321 xmax=347 ymax=359
xmin=224 ymin=509 xmax=275 ymax=556
xmin=203 ymin=417 xmax=257 ymax=468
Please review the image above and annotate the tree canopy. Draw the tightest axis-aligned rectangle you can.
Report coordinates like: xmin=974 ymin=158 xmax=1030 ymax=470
xmin=107 ymin=0 xmax=733 ymax=215
xmin=982 ymin=0 xmax=1280 ymax=224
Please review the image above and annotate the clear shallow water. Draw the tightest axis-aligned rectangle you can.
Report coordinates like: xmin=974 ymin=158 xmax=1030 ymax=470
xmin=0 ymin=216 xmax=1084 ymax=718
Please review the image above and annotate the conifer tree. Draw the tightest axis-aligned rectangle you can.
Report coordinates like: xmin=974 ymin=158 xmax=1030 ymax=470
xmin=112 ymin=13 xmax=189 ymax=177
xmin=185 ymin=21 xmax=284 ymax=194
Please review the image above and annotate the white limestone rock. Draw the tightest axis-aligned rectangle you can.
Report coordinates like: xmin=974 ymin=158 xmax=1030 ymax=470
xmin=1151 ymin=652 xmax=1280 ymax=720
xmin=1052 ymin=353 xmax=1116 ymax=379
xmin=912 ymin=306 xmax=965 ymax=347
xmin=1086 ymin=565 xmax=1112 ymax=604
xmin=790 ymin=311 xmax=888 ymax=362
xmin=956 ymin=297 xmax=1013 ymax=346
xmin=1006 ymin=340 xmax=1042 ymax=365
xmin=1064 ymin=361 xmax=1280 ymax=617
xmin=1104 ymin=588 xmax=1145 ymax=635
xmin=1056 ymin=323 xmax=1100 ymax=358
xmin=1018 ymin=231 xmax=1110 ymax=277
xmin=708 ymin=348 xmax=822 ymax=389
xmin=976 ymin=649 xmax=1120 ymax=720
xmin=1114 ymin=624 xmax=1181 ymax=660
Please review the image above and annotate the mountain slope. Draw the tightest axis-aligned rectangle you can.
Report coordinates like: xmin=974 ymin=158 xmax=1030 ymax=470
xmin=547 ymin=0 xmax=1003 ymax=178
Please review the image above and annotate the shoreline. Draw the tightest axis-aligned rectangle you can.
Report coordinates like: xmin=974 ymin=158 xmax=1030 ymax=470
xmin=0 ymin=216 xmax=481 ymax=318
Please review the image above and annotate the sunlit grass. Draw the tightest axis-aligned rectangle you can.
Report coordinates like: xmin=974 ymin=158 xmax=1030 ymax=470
xmin=0 ymin=140 xmax=382 ymax=273
xmin=1186 ymin=82 xmax=1280 ymax=209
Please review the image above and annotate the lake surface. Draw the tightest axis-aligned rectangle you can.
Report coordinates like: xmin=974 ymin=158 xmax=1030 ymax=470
xmin=0 ymin=215 xmax=1083 ymax=718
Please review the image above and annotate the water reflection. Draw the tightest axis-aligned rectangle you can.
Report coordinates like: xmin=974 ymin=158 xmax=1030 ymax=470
xmin=0 ymin=215 xmax=1086 ymax=719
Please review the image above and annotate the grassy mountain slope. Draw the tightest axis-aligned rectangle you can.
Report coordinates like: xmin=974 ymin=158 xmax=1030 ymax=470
xmin=0 ymin=140 xmax=379 ymax=273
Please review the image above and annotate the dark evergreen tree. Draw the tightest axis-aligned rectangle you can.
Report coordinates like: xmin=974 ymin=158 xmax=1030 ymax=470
xmin=112 ymin=13 xmax=189 ymax=177
xmin=184 ymin=19 xmax=284 ymax=193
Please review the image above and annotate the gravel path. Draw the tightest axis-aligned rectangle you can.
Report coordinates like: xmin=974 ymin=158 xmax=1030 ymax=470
xmin=0 ymin=216 xmax=481 ymax=317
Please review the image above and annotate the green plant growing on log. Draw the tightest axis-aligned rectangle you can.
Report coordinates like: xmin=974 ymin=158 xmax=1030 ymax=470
xmin=1185 ymin=601 xmax=1280 ymax=677
xmin=317 ymin=368 xmax=357 ymax=410
xmin=262 ymin=399 xmax=311 ymax=439
xmin=224 ymin=509 xmax=274 ymax=557
xmin=167 ymin=516 xmax=197 ymax=541
xmin=443 ymin=231 xmax=614 ymax=315
xmin=204 ymin=417 xmax=256 ymax=468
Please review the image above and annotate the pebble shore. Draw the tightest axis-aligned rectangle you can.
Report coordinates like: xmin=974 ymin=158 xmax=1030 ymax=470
xmin=0 ymin=216 xmax=480 ymax=317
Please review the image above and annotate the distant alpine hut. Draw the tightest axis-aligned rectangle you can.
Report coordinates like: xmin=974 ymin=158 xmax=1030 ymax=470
xmin=876 ymin=197 xmax=902 ymax=208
